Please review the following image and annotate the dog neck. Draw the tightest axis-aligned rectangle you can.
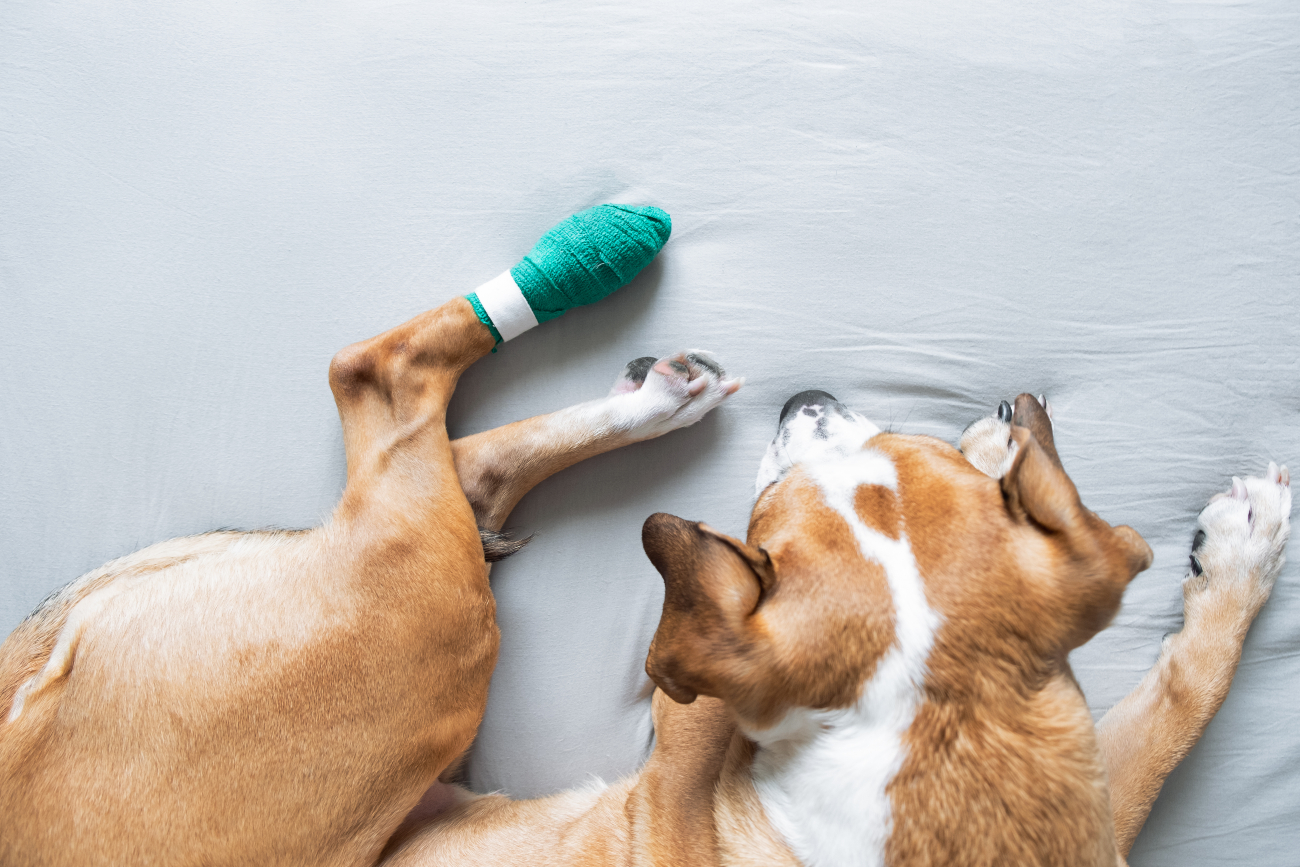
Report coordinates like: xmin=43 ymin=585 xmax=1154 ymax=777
xmin=739 ymin=671 xmax=1114 ymax=867
xmin=743 ymin=651 xmax=928 ymax=867
xmin=742 ymin=456 xmax=940 ymax=867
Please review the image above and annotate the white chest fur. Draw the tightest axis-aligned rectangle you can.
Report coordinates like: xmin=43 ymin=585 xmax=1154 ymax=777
xmin=748 ymin=451 xmax=940 ymax=867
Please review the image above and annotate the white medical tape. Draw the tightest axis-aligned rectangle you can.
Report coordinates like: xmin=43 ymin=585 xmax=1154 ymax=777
xmin=474 ymin=270 xmax=539 ymax=342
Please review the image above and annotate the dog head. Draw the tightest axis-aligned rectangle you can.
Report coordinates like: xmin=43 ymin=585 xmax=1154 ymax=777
xmin=642 ymin=391 xmax=1152 ymax=730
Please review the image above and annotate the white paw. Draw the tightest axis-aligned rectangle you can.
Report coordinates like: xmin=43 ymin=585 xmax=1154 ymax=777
xmin=959 ymin=395 xmax=1053 ymax=478
xmin=604 ymin=350 xmax=741 ymax=441
xmin=1187 ymin=462 xmax=1292 ymax=609
xmin=959 ymin=399 xmax=1015 ymax=478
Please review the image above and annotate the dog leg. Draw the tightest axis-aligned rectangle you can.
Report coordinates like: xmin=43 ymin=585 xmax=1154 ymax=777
xmin=1 ymin=299 xmax=516 ymax=867
xmin=5 ymin=300 xmax=499 ymax=728
xmin=1096 ymin=464 xmax=1291 ymax=858
xmin=383 ymin=351 xmax=738 ymax=852
xmin=451 ymin=351 xmax=740 ymax=533
xmin=329 ymin=297 xmax=496 ymax=519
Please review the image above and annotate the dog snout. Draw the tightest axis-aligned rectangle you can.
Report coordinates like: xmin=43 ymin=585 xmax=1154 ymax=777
xmin=780 ymin=390 xmax=842 ymax=427
xmin=755 ymin=391 xmax=881 ymax=494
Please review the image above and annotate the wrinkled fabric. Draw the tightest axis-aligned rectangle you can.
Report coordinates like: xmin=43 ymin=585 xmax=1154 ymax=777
xmin=1 ymin=1 xmax=1297 ymax=863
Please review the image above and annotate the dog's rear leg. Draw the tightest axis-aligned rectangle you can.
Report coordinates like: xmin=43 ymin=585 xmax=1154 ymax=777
xmin=1097 ymin=465 xmax=1291 ymax=858
xmin=329 ymin=297 xmax=496 ymax=527
xmin=388 ymin=351 xmax=738 ymax=842
xmin=452 ymin=351 xmax=741 ymax=533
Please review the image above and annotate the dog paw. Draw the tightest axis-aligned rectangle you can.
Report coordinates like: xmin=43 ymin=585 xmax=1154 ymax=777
xmin=960 ymin=399 xmax=1016 ymax=478
xmin=960 ymin=395 xmax=1053 ymax=478
xmin=1185 ymin=463 xmax=1292 ymax=617
xmin=606 ymin=350 xmax=742 ymax=440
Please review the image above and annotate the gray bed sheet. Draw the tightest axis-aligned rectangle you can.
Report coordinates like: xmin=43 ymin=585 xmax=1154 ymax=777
xmin=3 ymin=1 xmax=1297 ymax=862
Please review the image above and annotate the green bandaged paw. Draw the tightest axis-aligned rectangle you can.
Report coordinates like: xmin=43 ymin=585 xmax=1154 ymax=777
xmin=511 ymin=204 xmax=671 ymax=323
xmin=466 ymin=204 xmax=671 ymax=344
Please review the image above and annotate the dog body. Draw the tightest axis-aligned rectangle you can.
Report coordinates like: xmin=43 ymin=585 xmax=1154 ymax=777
xmin=1 ymin=298 xmax=1289 ymax=867
xmin=385 ymin=391 xmax=1291 ymax=867
xmin=0 ymin=300 xmax=737 ymax=866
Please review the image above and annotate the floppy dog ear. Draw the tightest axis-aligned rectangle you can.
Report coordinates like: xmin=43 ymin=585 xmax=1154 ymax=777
xmin=1001 ymin=394 xmax=1152 ymax=574
xmin=1001 ymin=424 xmax=1081 ymax=533
xmin=1000 ymin=400 xmax=1153 ymax=646
xmin=1011 ymin=392 xmax=1061 ymax=468
xmin=1000 ymin=392 xmax=1081 ymax=532
xmin=641 ymin=513 xmax=774 ymax=706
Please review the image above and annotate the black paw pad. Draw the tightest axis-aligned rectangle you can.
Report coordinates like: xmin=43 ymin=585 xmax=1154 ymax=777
xmin=622 ymin=356 xmax=657 ymax=386
xmin=686 ymin=352 xmax=723 ymax=378
xmin=664 ymin=359 xmax=690 ymax=377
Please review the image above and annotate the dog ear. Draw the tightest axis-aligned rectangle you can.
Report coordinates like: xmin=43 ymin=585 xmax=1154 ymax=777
xmin=1003 ymin=393 xmax=1150 ymax=569
xmin=1111 ymin=524 xmax=1154 ymax=578
xmin=1000 ymin=410 xmax=1153 ymax=647
xmin=641 ymin=513 xmax=774 ymax=706
xmin=1011 ymin=393 xmax=1061 ymax=468
xmin=1001 ymin=424 xmax=1081 ymax=533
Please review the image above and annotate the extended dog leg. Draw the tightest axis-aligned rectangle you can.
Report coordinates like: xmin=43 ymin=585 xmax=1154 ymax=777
xmin=451 ymin=351 xmax=740 ymax=533
xmin=1096 ymin=464 xmax=1291 ymax=859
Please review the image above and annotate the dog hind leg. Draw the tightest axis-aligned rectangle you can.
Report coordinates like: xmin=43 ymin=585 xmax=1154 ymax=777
xmin=384 ymin=350 xmax=739 ymax=851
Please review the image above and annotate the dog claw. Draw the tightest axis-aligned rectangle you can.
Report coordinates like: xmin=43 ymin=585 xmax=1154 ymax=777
xmin=1267 ymin=461 xmax=1284 ymax=486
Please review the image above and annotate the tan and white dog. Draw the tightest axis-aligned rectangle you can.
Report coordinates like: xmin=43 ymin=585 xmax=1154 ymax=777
xmin=0 ymin=296 xmax=1289 ymax=867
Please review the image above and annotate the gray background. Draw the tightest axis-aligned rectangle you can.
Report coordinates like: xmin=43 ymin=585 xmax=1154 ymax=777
xmin=2 ymin=1 xmax=1297 ymax=862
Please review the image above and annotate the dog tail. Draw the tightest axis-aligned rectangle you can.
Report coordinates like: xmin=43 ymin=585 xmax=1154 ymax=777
xmin=479 ymin=528 xmax=532 ymax=563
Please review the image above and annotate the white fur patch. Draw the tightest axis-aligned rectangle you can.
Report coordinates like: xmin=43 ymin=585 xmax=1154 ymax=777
xmin=748 ymin=449 xmax=939 ymax=867
xmin=474 ymin=270 xmax=538 ymax=341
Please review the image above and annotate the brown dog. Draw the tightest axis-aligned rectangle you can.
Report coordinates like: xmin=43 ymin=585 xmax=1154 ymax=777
xmin=379 ymin=391 xmax=1289 ymax=867
xmin=0 ymin=297 xmax=737 ymax=866
xmin=1 ymin=298 xmax=1289 ymax=866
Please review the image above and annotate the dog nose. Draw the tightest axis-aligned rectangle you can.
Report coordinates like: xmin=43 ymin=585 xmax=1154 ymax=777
xmin=780 ymin=390 xmax=840 ymax=426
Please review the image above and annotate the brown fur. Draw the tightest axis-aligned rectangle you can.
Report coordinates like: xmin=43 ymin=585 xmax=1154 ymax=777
xmin=389 ymin=403 xmax=1270 ymax=867
xmin=0 ymin=289 xmax=1278 ymax=867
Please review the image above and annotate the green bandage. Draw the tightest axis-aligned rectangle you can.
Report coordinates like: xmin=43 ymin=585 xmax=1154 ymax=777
xmin=466 ymin=204 xmax=671 ymax=344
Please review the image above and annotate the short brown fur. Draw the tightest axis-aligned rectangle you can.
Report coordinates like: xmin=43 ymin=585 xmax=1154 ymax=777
xmin=0 ymin=293 xmax=1281 ymax=867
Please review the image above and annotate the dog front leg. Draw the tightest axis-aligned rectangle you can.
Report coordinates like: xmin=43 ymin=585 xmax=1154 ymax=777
xmin=1096 ymin=465 xmax=1291 ymax=858
xmin=451 ymin=351 xmax=740 ymax=533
